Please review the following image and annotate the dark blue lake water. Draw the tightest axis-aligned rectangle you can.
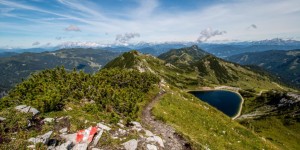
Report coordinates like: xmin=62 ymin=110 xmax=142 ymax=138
xmin=190 ymin=90 xmax=242 ymax=117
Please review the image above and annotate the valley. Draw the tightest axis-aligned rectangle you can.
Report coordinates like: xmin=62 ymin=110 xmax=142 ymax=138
xmin=1 ymin=1 xmax=300 ymax=149
xmin=0 ymin=45 xmax=299 ymax=150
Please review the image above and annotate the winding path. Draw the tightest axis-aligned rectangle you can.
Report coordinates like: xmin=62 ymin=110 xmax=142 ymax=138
xmin=141 ymin=90 xmax=191 ymax=150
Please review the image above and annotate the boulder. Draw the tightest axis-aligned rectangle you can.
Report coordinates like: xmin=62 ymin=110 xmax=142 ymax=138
xmin=76 ymin=126 xmax=98 ymax=144
xmin=147 ymin=144 xmax=158 ymax=150
xmin=28 ymin=131 xmax=53 ymax=145
xmin=15 ymin=105 xmax=39 ymax=116
xmin=146 ymin=136 xmax=164 ymax=148
xmin=122 ymin=139 xmax=138 ymax=150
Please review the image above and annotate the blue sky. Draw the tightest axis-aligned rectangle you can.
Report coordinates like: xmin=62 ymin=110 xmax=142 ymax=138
xmin=0 ymin=0 xmax=300 ymax=48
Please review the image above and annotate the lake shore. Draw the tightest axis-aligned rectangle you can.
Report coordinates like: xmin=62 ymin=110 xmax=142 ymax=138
xmin=231 ymin=92 xmax=244 ymax=120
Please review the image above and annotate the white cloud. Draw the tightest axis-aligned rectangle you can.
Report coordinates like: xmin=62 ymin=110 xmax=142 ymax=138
xmin=65 ymin=25 xmax=81 ymax=31
xmin=248 ymin=24 xmax=257 ymax=29
xmin=0 ymin=7 xmax=14 ymax=13
xmin=32 ymin=41 xmax=40 ymax=46
xmin=197 ymin=28 xmax=227 ymax=42
xmin=115 ymin=33 xmax=140 ymax=43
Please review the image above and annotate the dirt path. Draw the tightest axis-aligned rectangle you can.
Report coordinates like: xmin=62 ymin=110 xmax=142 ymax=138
xmin=257 ymin=90 xmax=268 ymax=96
xmin=141 ymin=90 xmax=191 ymax=150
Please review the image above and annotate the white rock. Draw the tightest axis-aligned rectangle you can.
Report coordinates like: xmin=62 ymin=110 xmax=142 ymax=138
xmin=60 ymin=133 xmax=77 ymax=143
xmin=91 ymin=148 xmax=101 ymax=150
xmin=28 ymin=131 xmax=53 ymax=144
xmin=53 ymin=141 xmax=73 ymax=150
xmin=15 ymin=105 xmax=27 ymax=110
xmin=97 ymin=123 xmax=111 ymax=131
xmin=92 ymin=129 xmax=103 ymax=146
xmin=73 ymin=143 xmax=88 ymax=150
xmin=0 ymin=117 xmax=6 ymax=121
xmin=56 ymin=116 xmax=71 ymax=122
xmin=111 ymin=136 xmax=118 ymax=139
xmin=146 ymin=136 xmax=164 ymax=148
xmin=122 ymin=139 xmax=138 ymax=150
xmin=147 ymin=144 xmax=158 ymax=150
xmin=117 ymin=122 xmax=125 ymax=128
xmin=15 ymin=105 xmax=39 ymax=116
xmin=144 ymin=130 xmax=154 ymax=137
xmin=119 ymin=128 xmax=127 ymax=135
xmin=59 ymin=127 xmax=68 ymax=133
xmin=43 ymin=118 xmax=54 ymax=123
xmin=131 ymin=121 xmax=142 ymax=128
xmin=131 ymin=121 xmax=143 ymax=131
xmin=27 ymin=145 xmax=35 ymax=149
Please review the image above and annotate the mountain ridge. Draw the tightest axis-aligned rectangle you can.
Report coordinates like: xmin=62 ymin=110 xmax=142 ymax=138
xmin=227 ymin=49 xmax=300 ymax=88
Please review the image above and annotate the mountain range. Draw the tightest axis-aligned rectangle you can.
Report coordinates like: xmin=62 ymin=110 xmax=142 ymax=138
xmin=2 ymin=38 xmax=300 ymax=58
xmin=227 ymin=49 xmax=300 ymax=89
xmin=0 ymin=45 xmax=299 ymax=149
xmin=103 ymin=46 xmax=299 ymax=149
xmin=0 ymin=48 xmax=120 ymax=93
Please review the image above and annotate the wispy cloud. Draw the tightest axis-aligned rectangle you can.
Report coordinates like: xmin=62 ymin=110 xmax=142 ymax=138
xmin=65 ymin=25 xmax=81 ymax=32
xmin=45 ymin=42 xmax=51 ymax=46
xmin=247 ymin=24 xmax=258 ymax=30
xmin=197 ymin=28 xmax=226 ymax=42
xmin=55 ymin=37 xmax=62 ymax=40
xmin=1 ymin=0 xmax=300 ymax=47
xmin=32 ymin=41 xmax=40 ymax=46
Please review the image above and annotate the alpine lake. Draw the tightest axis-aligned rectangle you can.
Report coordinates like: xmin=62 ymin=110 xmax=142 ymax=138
xmin=189 ymin=90 xmax=243 ymax=118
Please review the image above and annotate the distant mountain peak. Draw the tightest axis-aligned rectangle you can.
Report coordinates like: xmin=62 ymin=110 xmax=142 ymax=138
xmin=250 ymin=38 xmax=300 ymax=45
xmin=157 ymin=45 xmax=209 ymax=68
xmin=191 ymin=45 xmax=199 ymax=50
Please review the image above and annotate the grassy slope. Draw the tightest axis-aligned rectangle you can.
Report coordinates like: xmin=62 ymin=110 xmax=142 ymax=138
xmin=239 ymin=91 xmax=300 ymax=150
xmin=194 ymin=55 xmax=282 ymax=91
xmin=240 ymin=117 xmax=300 ymax=150
xmin=152 ymin=86 xmax=277 ymax=149
xmin=105 ymin=51 xmax=283 ymax=149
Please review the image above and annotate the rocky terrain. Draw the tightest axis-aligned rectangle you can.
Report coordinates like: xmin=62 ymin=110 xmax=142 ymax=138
xmin=0 ymin=104 xmax=169 ymax=150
